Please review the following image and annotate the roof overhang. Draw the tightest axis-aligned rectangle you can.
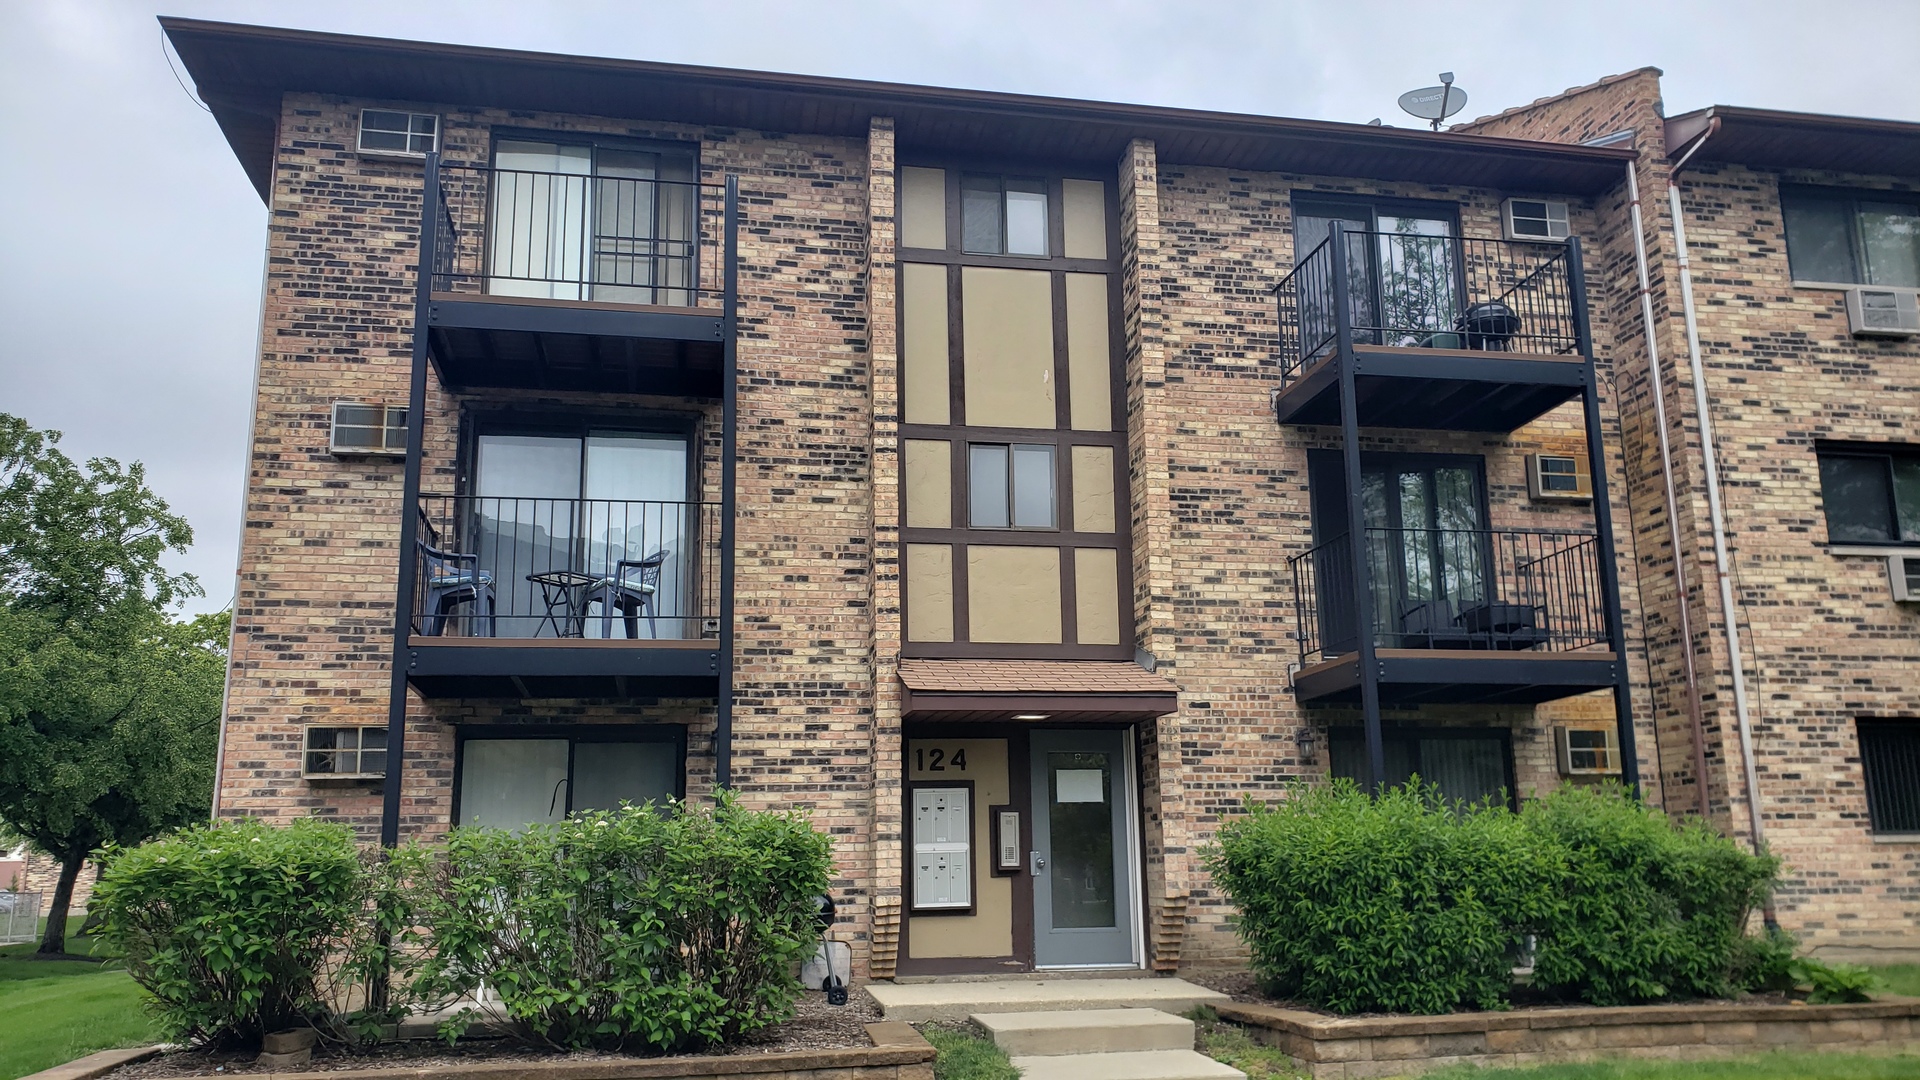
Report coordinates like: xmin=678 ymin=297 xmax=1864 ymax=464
xmin=161 ymin=16 xmax=1639 ymax=204
xmin=898 ymin=659 xmax=1179 ymax=724
xmin=1666 ymin=105 xmax=1920 ymax=178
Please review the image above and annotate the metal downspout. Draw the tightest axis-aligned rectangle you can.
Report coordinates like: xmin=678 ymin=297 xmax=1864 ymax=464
xmin=1624 ymin=158 xmax=1713 ymax=819
xmin=1667 ymin=131 xmax=1772 ymax=872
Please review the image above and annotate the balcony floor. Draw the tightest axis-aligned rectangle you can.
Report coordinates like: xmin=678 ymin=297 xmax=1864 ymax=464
xmin=404 ymin=637 xmax=720 ymax=699
xmin=1293 ymin=648 xmax=1619 ymax=705
xmin=1273 ymin=346 xmax=1587 ymax=432
xmin=426 ymin=292 xmax=724 ymax=396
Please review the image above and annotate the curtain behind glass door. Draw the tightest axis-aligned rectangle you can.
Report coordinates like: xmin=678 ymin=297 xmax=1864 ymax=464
xmin=476 ymin=435 xmax=583 ymax=637
xmin=489 ymin=142 xmax=592 ymax=300
xmin=1374 ymin=215 xmax=1459 ymax=346
xmin=583 ymin=435 xmax=690 ymax=638
xmin=1295 ymin=208 xmax=1374 ymax=350
xmin=591 ymin=150 xmax=697 ymax=306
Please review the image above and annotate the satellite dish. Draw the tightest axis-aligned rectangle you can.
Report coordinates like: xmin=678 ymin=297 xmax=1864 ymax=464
xmin=1398 ymin=73 xmax=1468 ymax=130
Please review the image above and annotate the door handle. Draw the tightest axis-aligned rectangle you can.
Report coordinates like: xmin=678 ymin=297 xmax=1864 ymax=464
xmin=1031 ymin=851 xmax=1046 ymax=873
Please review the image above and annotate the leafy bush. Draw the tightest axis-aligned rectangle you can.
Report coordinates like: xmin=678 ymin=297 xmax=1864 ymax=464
xmin=1731 ymin=926 xmax=1800 ymax=993
xmin=91 ymin=818 xmax=414 ymax=1047
xmin=1204 ymin=780 xmax=1781 ymax=1015
xmin=1524 ymin=785 xmax=1778 ymax=1005
xmin=1790 ymin=957 xmax=1885 ymax=1004
xmin=1203 ymin=778 xmax=1552 ymax=1014
xmin=413 ymin=794 xmax=832 ymax=1051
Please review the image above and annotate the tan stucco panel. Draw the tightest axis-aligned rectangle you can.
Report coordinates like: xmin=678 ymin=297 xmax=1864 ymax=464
xmin=1074 ymin=547 xmax=1122 ymax=646
xmin=904 ymin=439 xmax=952 ymax=529
xmin=962 ymin=267 xmax=1056 ymax=429
xmin=906 ymin=738 xmax=1013 ymax=959
xmin=901 ymin=166 xmax=947 ymax=251
xmin=1071 ymin=445 xmax=1116 ymax=533
xmin=1065 ymin=273 xmax=1112 ymax=431
xmin=967 ymin=545 xmax=1062 ymax=643
xmin=903 ymin=262 xmax=950 ymax=425
xmin=906 ymin=543 xmax=954 ymax=642
xmin=1062 ymin=178 xmax=1108 ymax=260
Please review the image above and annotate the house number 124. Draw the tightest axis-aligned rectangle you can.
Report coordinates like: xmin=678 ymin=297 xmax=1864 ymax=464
xmin=915 ymin=748 xmax=968 ymax=772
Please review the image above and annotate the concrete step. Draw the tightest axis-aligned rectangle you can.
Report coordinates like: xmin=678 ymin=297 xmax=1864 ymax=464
xmin=867 ymin=977 xmax=1228 ymax=1023
xmin=975 ymin=1008 xmax=1194 ymax=1056
xmin=1009 ymin=1049 xmax=1246 ymax=1080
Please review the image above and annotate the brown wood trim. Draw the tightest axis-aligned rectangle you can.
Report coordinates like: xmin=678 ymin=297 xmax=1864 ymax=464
xmin=429 ymin=290 xmax=719 ymax=317
xmin=903 ymin=689 xmax=1179 ymax=720
xmin=412 ymin=636 xmax=715 ymax=650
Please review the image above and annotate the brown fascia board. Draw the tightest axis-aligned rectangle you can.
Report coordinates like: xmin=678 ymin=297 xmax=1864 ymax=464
xmin=1666 ymin=105 xmax=1920 ymax=178
xmin=160 ymin=16 xmax=1637 ymax=204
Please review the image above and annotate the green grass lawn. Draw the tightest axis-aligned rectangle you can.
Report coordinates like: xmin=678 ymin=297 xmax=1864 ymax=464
xmin=1422 ymin=1053 xmax=1920 ymax=1078
xmin=0 ymin=935 xmax=160 ymax=1080
xmin=919 ymin=1023 xmax=1019 ymax=1080
xmin=1870 ymin=963 xmax=1920 ymax=998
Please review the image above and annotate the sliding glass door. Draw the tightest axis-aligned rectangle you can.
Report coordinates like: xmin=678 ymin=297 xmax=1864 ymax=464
xmin=488 ymin=139 xmax=697 ymax=304
xmin=473 ymin=431 xmax=692 ymax=637
xmin=1294 ymin=200 xmax=1460 ymax=347
xmin=457 ymin=732 xmax=683 ymax=831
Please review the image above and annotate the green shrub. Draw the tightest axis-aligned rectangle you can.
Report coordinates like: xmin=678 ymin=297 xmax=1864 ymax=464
xmin=413 ymin=794 xmax=832 ymax=1051
xmin=91 ymin=818 xmax=411 ymax=1047
xmin=1790 ymin=957 xmax=1885 ymax=1004
xmin=1203 ymin=778 xmax=1552 ymax=1014
xmin=1523 ymin=785 xmax=1778 ymax=1005
xmin=1731 ymin=926 xmax=1799 ymax=993
xmin=1204 ymin=780 xmax=1781 ymax=1015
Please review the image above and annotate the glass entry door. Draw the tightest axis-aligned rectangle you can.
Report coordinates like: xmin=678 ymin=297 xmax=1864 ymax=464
xmin=1295 ymin=202 xmax=1460 ymax=347
xmin=1030 ymin=728 xmax=1138 ymax=968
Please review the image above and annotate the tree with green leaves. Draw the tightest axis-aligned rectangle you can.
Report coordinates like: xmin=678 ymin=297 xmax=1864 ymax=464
xmin=0 ymin=413 xmax=226 ymax=954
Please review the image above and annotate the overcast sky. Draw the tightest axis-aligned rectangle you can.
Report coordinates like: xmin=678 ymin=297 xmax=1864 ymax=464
xmin=3 ymin=0 xmax=1917 ymax=616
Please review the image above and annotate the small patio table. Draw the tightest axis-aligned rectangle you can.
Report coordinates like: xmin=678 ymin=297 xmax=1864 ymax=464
xmin=526 ymin=569 xmax=601 ymax=638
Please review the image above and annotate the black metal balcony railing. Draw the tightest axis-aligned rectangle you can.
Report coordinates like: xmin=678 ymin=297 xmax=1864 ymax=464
xmin=1275 ymin=230 xmax=1581 ymax=382
xmin=411 ymin=496 xmax=722 ymax=639
xmin=1288 ymin=527 xmax=1608 ymax=665
xmin=429 ymin=165 xmax=729 ymax=307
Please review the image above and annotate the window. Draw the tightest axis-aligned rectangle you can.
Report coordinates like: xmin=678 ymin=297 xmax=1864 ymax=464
xmin=969 ymin=444 xmax=1055 ymax=528
xmin=330 ymin=402 xmax=407 ymax=456
xmin=358 ymin=110 xmax=439 ymax=156
xmin=962 ymin=174 xmax=1049 ymax=256
xmin=1782 ymin=188 xmax=1920 ymax=287
xmin=1328 ymin=728 xmax=1513 ymax=808
xmin=1818 ymin=445 xmax=1920 ymax=545
xmin=1859 ymin=720 xmax=1920 ymax=835
xmin=1503 ymin=198 xmax=1571 ymax=242
xmin=303 ymin=726 xmax=388 ymax=779
xmin=456 ymin=731 xmax=683 ymax=831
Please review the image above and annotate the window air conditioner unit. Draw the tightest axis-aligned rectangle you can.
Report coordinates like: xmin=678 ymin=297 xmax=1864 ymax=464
xmin=1527 ymin=453 xmax=1592 ymax=501
xmin=302 ymin=725 xmax=389 ymax=780
xmin=1555 ymin=725 xmax=1621 ymax=777
xmin=1844 ymin=287 xmax=1920 ymax=338
xmin=330 ymin=402 xmax=407 ymax=456
xmin=1892 ymin=554 xmax=1920 ymax=603
xmin=1503 ymin=198 xmax=1571 ymax=242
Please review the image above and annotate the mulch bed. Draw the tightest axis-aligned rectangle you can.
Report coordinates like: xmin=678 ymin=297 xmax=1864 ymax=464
xmin=110 ymin=990 xmax=884 ymax=1077
xmin=1183 ymin=968 xmax=1795 ymax=1019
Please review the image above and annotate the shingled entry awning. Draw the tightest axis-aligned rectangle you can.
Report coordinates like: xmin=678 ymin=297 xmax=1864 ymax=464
xmin=898 ymin=659 xmax=1179 ymax=723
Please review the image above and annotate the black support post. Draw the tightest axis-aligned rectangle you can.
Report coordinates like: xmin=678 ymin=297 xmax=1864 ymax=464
xmin=1566 ymin=237 xmax=1641 ymax=795
xmin=1328 ymin=224 xmax=1388 ymax=793
xmin=381 ymin=152 xmax=440 ymax=848
xmin=715 ymin=175 xmax=739 ymax=792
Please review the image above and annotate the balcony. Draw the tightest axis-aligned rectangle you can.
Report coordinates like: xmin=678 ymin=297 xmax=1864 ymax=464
xmin=423 ymin=164 xmax=733 ymax=396
xmin=1288 ymin=526 xmax=1620 ymax=704
xmin=402 ymin=495 xmax=724 ymax=698
xmin=1271 ymin=229 xmax=1591 ymax=431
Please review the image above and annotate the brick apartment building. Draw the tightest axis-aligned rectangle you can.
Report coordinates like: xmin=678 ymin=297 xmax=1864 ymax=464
xmin=163 ymin=17 xmax=1918 ymax=979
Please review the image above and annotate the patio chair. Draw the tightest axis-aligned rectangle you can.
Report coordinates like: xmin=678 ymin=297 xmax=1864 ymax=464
xmin=590 ymin=549 xmax=671 ymax=639
xmin=418 ymin=513 xmax=495 ymax=637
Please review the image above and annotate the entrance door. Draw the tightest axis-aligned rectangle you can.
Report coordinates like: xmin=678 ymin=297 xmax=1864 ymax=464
xmin=1030 ymin=729 xmax=1138 ymax=968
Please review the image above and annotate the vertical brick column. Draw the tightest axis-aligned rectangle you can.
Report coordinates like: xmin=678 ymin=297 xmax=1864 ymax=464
xmin=1118 ymin=137 xmax=1189 ymax=952
xmin=864 ymin=116 xmax=904 ymax=980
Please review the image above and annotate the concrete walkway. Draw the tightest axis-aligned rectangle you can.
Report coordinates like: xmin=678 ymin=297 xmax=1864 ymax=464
xmin=869 ymin=978 xmax=1244 ymax=1080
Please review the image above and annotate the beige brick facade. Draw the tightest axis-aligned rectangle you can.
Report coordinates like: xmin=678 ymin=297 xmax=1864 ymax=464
xmin=1465 ymin=72 xmax=1920 ymax=952
xmin=193 ymin=26 xmax=1912 ymax=987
